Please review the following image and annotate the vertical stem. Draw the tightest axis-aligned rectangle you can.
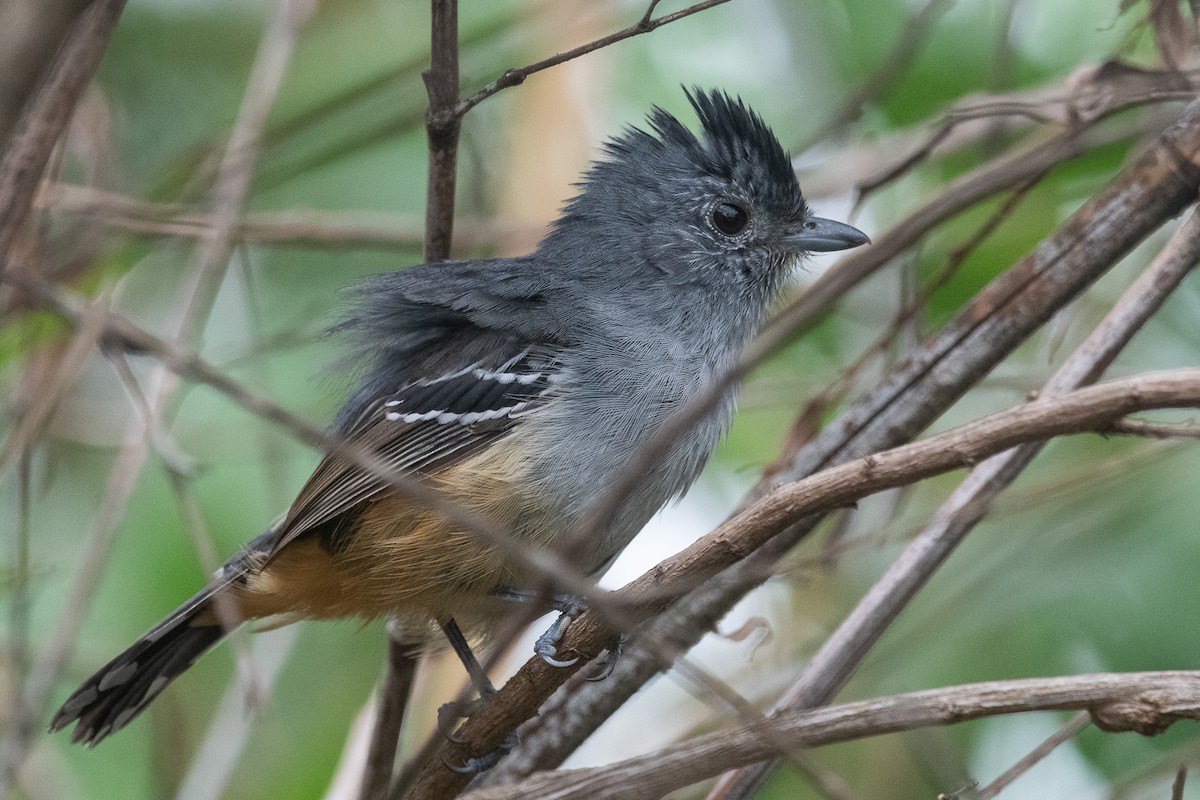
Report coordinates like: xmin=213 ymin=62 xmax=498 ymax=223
xmin=422 ymin=0 xmax=461 ymax=262
xmin=359 ymin=637 xmax=419 ymax=800
xmin=361 ymin=3 xmax=462 ymax=793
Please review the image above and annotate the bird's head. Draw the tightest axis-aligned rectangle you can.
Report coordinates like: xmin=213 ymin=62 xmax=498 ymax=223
xmin=540 ymin=88 xmax=868 ymax=300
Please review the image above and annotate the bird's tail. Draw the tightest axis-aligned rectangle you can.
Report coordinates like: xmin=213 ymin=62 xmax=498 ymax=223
xmin=48 ymin=536 xmax=270 ymax=747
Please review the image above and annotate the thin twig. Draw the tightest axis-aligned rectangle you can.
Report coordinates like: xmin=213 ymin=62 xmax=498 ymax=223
xmin=455 ymin=0 xmax=732 ymax=118
xmin=1107 ymin=418 xmax=1200 ymax=439
xmin=1172 ymin=765 xmax=1188 ymax=800
xmin=0 ymin=0 xmax=127 ymax=266
xmin=36 ymin=183 xmax=534 ymax=251
xmin=855 ymin=61 xmax=1199 ymax=197
xmin=976 ymin=711 xmax=1091 ymax=798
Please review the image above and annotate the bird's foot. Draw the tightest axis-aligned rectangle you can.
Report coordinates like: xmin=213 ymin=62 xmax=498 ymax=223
xmin=585 ymin=633 xmax=628 ymax=682
xmin=533 ymin=596 xmax=588 ymax=668
xmin=436 ymin=686 xmax=494 ymax=743
xmin=442 ymin=732 xmax=520 ymax=774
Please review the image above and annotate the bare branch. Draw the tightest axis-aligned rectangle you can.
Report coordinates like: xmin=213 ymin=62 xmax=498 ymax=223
xmin=36 ymin=183 xmax=534 ymax=251
xmin=433 ymin=96 xmax=1200 ymax=791
xmin=359 ymin=635 xmax=420 ymax=800
xmin=421 ymin=0 xmax=460 ymax=263
xmin=1107 ymin=418 xmax=1200 ymax=439
xmin=976 ymin=712 xmax=1091 ymax=799
xmin=400 ymin=368 xmax=1200 ymax=798
xmin=459 ymin=672 xmax=1200 ymax=800
xmin=455 ymin=0 xmax=732 ymax=118
xmin=706 ymin=200 xmax=1200 ymax=800
xmin=0 ymin=0 xmax=126 ymax=267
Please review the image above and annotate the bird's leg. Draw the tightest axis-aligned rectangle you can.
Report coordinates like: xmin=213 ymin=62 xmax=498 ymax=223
xmin=436 ymin=619 xmax=495 ymax=738
xmin=437 ymin=618 xmax=517 ymax=772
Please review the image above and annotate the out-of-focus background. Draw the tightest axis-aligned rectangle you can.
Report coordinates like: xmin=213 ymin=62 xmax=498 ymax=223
xmin=3 ymin=1 xmax=1200 ymax=798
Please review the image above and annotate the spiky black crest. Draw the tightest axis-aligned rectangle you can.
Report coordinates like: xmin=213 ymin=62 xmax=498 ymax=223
xmin=685 ymin=88 xmax=796 ymax=190
xmin=578 ymin=87 xmax=805 ymax=219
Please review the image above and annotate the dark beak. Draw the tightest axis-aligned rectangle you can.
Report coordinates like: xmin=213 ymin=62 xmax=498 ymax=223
xmin=785 ymin=216 xmax=870 ymax=253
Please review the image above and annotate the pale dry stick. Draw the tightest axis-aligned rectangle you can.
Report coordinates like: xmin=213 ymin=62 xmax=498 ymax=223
xmin=173 ymin=629 xmax=301 ymax=800
xmin=0 ymin=298 xmax=109 ymax=786
xmin=1107 ymin=418 xmax=1200 ymax=439
xmin=855 ymin=61 xmax=1199 ymax=197
xmin=0 ymin=0 xmax=126 ymax=265
xmin=8 ymin=275 xmax=626 ymax=623
xmin=457 ymin=672 xmax=1200 ymax=800
xmin=975 ymin=711 xmax=1091 ymax=799
xmin=6 ymin=447 xmax=33 ymax=793
xmin=705 ymin=205 xmax=1200 ymax=800
xmin=480 ymin=101 xmax=1200 ymax=786
xmin=105 ymin=352 xmax=254 ymax=649
xmin=36 ymin=184 xmax=531 ymax=252
xmin=1172 ymin=765 xmax=1188 ymax=800
xmin=174 ymin=0 xmax=316 ymax=348
xmin=19 ymin=0 xmax=312 ymax=782
xmin=403 ymin=368 xmax=1200 ymax=799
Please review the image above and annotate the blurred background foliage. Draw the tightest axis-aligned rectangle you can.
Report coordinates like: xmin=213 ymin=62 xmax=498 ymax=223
xmin=3 ymin=0 xmax=1200 ymax=798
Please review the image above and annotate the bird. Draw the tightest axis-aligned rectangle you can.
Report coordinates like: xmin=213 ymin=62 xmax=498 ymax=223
xmin=50 ymin=88 xmax=868 ymax=746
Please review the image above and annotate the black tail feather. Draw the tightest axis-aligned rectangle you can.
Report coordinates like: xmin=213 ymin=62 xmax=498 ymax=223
xmin=50 ymin=589 xmax=231 ymax=747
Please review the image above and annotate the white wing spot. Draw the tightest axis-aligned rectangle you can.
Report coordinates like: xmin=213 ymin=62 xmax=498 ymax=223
xmin=385 ymin=412 xmax=401 ymax=421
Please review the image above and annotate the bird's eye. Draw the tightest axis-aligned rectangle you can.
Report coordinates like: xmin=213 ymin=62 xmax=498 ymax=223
xmin=711 ymin=202 xmax=749 ymax=236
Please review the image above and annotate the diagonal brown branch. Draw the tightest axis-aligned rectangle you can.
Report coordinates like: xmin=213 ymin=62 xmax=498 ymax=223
xmin=706 ymin=202 xmax=1200 ymax=799
xmin=457 ymin=671 xmax=1200 ymax=800
xmin=400 ymin=367 xmax=1200 ymax=798
xmin=479 ymin=95 xmax=1200 ymax=783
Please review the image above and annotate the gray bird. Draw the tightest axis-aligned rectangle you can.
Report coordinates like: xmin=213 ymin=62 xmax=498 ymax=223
xmin=51 ymin=88 xmax=868 ymax=747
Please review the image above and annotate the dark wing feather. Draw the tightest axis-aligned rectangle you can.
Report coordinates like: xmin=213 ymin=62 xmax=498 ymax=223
xmin=266 ymin=345 xmax=559 ymax=558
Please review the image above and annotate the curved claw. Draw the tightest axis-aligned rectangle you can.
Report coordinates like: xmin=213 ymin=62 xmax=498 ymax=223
xmin=534 ymin=602 xmax=585 ymax=668
xmin=441 ymin=733 xmax=520 ymax=774
xmin=538 ymin=650 xmax=580 ymax=668
xmin=586 ymin=634 xmax=628 ymax=682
